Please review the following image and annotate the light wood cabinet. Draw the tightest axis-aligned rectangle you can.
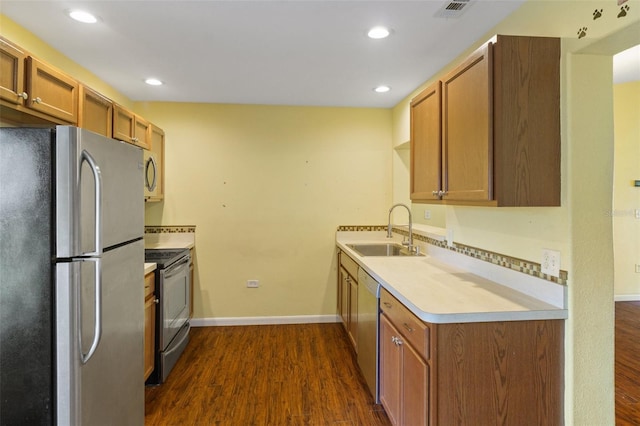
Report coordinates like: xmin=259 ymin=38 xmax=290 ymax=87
xmin=410 ymin=35 xmax=560 ymax=206
xmin=78 ymin=85 xmax=113 ymax=137
xmin=337 ymin=251 xmax=358 ymax=350
xmin=0 ymin=37 xmax=26 ymax=107
xmin=379 ymin=288 xmax=563 ymax=425
xmin=0 ymin=36 xmax=78 ymax=125
xmin=144 ymin=271 xmax=156 ymax=381
xmin=380 ymin=294 xmax=429 ymax=426
xmin=144 ymin=124 xmax=165 ymax=202
xmin=113 ymin=104 xmax=151 ymax=149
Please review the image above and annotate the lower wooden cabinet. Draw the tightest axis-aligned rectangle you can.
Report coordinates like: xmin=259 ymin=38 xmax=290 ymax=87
xmin=380 ymin=308 xmax=429 ymax=426
xmin=337 ymin=250 xmax=358 ymax=350
xmin=144 ymin=271 xmax=156 ymax=381
xmin=379 ymin=287 xmax=563 ymax=425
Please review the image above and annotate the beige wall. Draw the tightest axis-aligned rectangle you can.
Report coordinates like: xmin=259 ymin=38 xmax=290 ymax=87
xmin=137 ymin=102 xmax=392 ymax=319
xmin=613 ymin=81 xmax=640 ymax=297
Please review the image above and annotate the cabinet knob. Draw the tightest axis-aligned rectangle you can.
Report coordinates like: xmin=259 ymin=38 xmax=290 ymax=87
xmin=132 ymin=137 xmax=139 ymax=143
xmin=154 ymin=298 xmax=159 ymax=304
xmin=17 ymin=92 xmax=28 ymax=100
xmin=33 ymin=97 xmax=42 ymax=104
xmin=403 ymin=323 xmax=414 ymax=333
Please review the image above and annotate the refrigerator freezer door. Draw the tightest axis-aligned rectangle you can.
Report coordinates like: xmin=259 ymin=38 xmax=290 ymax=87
xmin=56 ymin=126 xmax=144 ymax=257
xmin=56 ymin=239 xmax=145 ymax=425
xmin=0 ymin=128 xmax=55 ymax=425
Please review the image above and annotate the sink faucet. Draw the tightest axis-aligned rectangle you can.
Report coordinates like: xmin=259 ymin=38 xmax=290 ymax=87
xmin=387 ymin=203 xmax=414 ymax=252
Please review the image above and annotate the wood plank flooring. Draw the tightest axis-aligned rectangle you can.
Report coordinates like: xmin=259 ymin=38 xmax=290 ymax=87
xmin=145 ymin=323 xmax=391 ymax=426
xmin=616 ymin=301 xmax=640 ymax=425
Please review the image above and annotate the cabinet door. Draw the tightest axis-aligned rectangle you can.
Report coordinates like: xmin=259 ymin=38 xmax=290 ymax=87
xmin=339 ymin=267 xmax=349 ymax=329
xmin=78 ymin=85 xmax=113 ymax=138
xmin=410 ymin=81 xmax=442 ymax=201
xmin=0 ymin=37 xmax=26 ymax=106
xmin=144 ymin=295 xmax=156 ymax=380
xmin=402 ymin=340 xmax=429 ymax=426
xmin=113 ymin=104 xmax=136 ymax=143
xmin=348 ymin=275 xmax=358 ymax=350
xmin=26 ymin=57 xmax=78 ymax=123
xmin=134 ymin=115 xmax=151 ymax=150
xmin=441 ymin=42 xmax=492 ymax=202
xmin=380 ymin=314 xmax=401 ymax=426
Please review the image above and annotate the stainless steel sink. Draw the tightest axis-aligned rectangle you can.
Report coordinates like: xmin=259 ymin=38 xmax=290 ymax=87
xmin=346 ymin=243 xmax=423 ymax=257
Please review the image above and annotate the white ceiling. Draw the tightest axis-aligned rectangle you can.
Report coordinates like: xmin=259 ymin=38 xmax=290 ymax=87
xmin=1 ymin=0 xmax=638 ymax=108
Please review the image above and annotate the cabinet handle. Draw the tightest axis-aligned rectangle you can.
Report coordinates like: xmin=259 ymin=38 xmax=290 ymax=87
xmin=132 ymin=137 xmax=139 ymax=143
xmin=33 ymin=97 xmax=42 ymax=104
xmin=403 ymin=323 xmax=414 ymax=333
xmin=383 ymin=302 xmax=392 ymax=309
xmin=17 ymin=92 xmax=28 ymax=100
xmin=432 ymin=190 xmax=439 ymax=196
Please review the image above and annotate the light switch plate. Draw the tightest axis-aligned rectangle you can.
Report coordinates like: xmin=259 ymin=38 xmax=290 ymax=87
xmin=541 ymin=249 xmax=561 ymax=278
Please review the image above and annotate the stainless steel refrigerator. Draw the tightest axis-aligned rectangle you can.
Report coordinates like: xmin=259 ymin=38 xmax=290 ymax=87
xmin=0 ymin=126 xmax=145 ymax=425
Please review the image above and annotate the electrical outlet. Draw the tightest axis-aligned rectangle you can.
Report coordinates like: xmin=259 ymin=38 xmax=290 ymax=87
xmin=635 ymin=264 xmax=640 ymax=274
xmin=424 ymin=210 xmax=431 ymax=220
xmin=635 ymin=209 xmax=640 ymax=220
xmin=541 ymin=249 xmax=561 ymax=278
xmin=247 ymin=280 xmax=259 ymax=288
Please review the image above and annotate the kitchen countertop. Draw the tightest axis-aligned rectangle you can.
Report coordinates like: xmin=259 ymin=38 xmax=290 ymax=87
xmin=144 ymin=232 xmax=195 ymax=250
xmin=336 ymin=231 xmax=567 ymax=324
xmin=144 ymin=263 xmax=157 ymax=275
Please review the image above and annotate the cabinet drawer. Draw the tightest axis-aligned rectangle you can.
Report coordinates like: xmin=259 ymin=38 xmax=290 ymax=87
xmin=144 ymin=272 xmax=155 ymax=299
xmin=339 ymin=251 xmax=358 ymax=280
xmin=381 ymin=288 xmax=429 ymax=360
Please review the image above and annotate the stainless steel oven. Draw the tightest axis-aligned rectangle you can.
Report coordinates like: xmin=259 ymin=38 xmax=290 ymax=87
xmin=144 ymin=248 xmax=191 ymax=385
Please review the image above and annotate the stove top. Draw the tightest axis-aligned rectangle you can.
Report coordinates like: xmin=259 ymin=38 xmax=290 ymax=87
xmin=145 ymin=248 xmax=190 ymax=269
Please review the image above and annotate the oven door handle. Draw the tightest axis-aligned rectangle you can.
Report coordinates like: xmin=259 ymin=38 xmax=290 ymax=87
xmin=163 ymin=256 xmax=190 ymax=279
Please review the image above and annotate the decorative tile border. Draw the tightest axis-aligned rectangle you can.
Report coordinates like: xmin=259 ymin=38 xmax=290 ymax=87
xmin=337 ymin=225 xmax=387 ymax=232
xmin=145 ymin=225 xmax=196 ymax=234
xmin=342 ymin=225 xmax=568 ymax=286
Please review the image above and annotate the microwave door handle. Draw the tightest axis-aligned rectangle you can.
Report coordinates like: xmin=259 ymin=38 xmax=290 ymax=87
xmin=80 ymin=150 xmax=102 ymax=256
xmin=145 ymin=155 xmax=157 ymax=191
xmin=79 ymin=258 xmax=102 ymax=364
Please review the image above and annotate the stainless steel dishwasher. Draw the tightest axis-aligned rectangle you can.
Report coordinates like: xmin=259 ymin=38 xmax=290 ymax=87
xmin=357 ymin=268 xmax=380 ymax=403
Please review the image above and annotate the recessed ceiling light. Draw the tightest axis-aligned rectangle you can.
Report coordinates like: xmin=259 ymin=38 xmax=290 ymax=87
xmin=367 ymin=27 xmax=391 ymax=39
xmin=68 ymin=10 xmax=98 ymax=24
xmin=145 ymin=78 xmax=163 ymax=86
xmin=374 ymin=85 xmax=391 ymax=93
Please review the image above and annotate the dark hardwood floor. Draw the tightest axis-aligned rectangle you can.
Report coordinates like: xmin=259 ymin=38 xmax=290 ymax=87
xmin=145 ymin=323 xmax=391 ymax=426
xmin=616 ymin=301 xmax=640 ymax=425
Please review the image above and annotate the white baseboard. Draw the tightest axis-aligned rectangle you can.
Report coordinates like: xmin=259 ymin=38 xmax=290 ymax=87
xmin=190 ymin=314 xmax=340 ymax=327
xmin=615 ymin=294 xmax=640 ymax=302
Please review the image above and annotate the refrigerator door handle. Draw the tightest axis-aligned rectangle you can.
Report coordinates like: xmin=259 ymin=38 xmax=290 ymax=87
xmin=80 ymin=258 xmax=102 ymax=364
xmin=81 ymin=149 xmax=102 ymax=257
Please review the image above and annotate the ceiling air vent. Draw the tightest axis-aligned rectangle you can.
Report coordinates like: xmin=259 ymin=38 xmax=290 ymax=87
xmin=434 ymin=0 xmax=474 ymax=18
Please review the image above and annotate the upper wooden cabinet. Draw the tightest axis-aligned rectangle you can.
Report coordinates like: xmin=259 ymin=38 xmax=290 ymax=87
xmin=0 ymin=37 xmax=79 ymax=124
xmin=410 ymin=35 xmax=560 ymax=207
xmin=144 ymin=124 xmax=165 ymax=202
xmin=79 ymin=85 xmax=113 ymax=138
xmin=0 ymin=37 xmax=26 ymax=106
xmin=26 ymin=57 xmax=79 ymax=123
xmin=113 ymin=104 xmax=151 ymax=150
